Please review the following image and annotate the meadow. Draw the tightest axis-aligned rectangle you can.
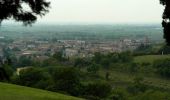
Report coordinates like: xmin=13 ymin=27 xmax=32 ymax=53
xmin=0 ymin=82 xmax=83 ymax=100
xmin=134 ymin=55 xmax=170 ymax=64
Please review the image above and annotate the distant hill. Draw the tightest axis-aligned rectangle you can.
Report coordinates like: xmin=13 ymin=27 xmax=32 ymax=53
xmin=0 ymin=82 xmax=83 ymax=100
xmin=0 ymin=24 xmax=163 ymax=42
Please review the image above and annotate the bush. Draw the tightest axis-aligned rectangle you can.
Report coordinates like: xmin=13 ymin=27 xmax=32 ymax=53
xmin=87 ymin=63 xmax=100 ymax=74
xmin=13 ymin=67 xmax=51 ymax=89
xmin=127 ymin=77 xmax=147 ymax=94
xmin=131 ymin=90 xmax=170 ymax=100
xmin=84 ymin=81 xmax=112 ymax=99
xmin=110 ymin=88 xmax=128 ymax=100
xmin=74 ymin=58 xmax=91 ymax=68
xmin=153 ymin=59 xmax=170 ymax=78
xmin=50 ymin=67 xmax=81 ymax=96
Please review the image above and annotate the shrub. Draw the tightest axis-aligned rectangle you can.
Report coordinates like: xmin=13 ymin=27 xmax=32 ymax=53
xmin=13 ymin=67 xmax=51 ymax=89
xmin=87 ymin=63 xmax=100 ymax=74
xmin=50 ymin=67 xmax=81 ymax=96
xmin=153 ymin=59 xmax=170 ymax=78
xmin=84 ymin=81 xmax=112 ymax=99
xmin=127 ymin=77 xmax=147 ymax=94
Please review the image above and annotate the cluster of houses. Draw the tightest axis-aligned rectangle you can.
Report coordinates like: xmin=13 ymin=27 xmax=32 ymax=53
xmin=0 ymin=37 xmax=151 ymax=60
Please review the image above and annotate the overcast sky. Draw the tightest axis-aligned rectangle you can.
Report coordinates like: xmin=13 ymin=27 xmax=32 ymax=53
xmin=7 ymin=0 xmax=165 ymax=24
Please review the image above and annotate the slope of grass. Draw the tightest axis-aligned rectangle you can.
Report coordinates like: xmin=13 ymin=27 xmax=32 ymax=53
xmin=0 ymin=82 xmax=83 ymax=100
xmin=98 ymin=69 xmax=170 ymax=91
xmin=134 ymin=55 xmax=170 ymax=64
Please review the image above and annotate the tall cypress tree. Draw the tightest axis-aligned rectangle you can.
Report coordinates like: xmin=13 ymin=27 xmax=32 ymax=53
xmin=160 ymin=0 xmax=170 ymax=45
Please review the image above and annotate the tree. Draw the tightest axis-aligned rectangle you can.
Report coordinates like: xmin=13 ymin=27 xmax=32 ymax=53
xmin=0 ymin=57 xmax=13 ymax=81
xmin=127 ymin=77 xmax=147 ymax=94
xmin=0 ymin=0 xmax=50 ymax=25
xmin=50 ymin=67 xmax=81 ymax=96
xmin=160 ymin=0 xmax=170 ymax=45
xmin=111 ymin=88 xmax=128 ymax=100
xmin=93 ymin=52 xmax=102 ymax=63
xmin=153 ymin=59 xmax=170 ymax=78
xmin=84 ymin=82 xmax=112 ymax=99
xmin=74 ymin=58 xmax=91 ymax=68
xmin=18 ymin=56 xmax=34 ymax=67
xmin=0 ymin=67 xmax=9 ymax=81
xmin=119 ymin=51 xmax=133 ymax=63
xmin=53 ymin=51 xmax=65 ymax=62
xmin=87 ymin=63 xmax=100 ymax=74
xmin=129 ymin=63 xmax=138 ymax=73
xmin=15 ymin=67 xmax=51 ymax=89
xmin=158 ymin=45 xmax=170 ymax=54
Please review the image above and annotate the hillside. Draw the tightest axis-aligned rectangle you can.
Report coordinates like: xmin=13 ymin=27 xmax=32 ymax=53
xmin=134 ymin=55 xmax=170 ymax=64
xmin=0 ymin=82 xmax=83 ymax=100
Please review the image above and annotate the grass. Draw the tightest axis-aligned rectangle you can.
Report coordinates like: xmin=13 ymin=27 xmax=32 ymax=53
xmin=80 ymin=55 xmax=170 ymax=92
xmin=98 ymin=69 xmax=170 ymax=91
xmin=0 ymin=82 xmax=83 ymax=100
xmin=134 ymin=55 xmax=170 ymax=64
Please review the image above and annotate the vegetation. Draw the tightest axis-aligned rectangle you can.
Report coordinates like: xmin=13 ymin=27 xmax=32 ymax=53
xmin=153 ymin=59 xmax=170 ymax=78
xmin=0 ymin=82 xmax=83 ymax=100
xmin=0 ymin=0 xmax=50 ymax=25
xmin=134 ymin=55 xmax=170 ymax=64
xmin=1 ymin=45 xmax=170 ymax=100
xmin=0 ymin=0 xmax=169 ymax=99
xmin=160 ymin=0 xmax=170 ymax=45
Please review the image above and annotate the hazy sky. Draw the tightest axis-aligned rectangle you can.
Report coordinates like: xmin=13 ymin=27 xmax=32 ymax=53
xmin=8 ymin=0 xmax=165 ymax=24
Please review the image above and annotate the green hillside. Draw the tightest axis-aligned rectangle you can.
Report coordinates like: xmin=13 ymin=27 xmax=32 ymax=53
xmin=0 ymin=82 xmax=83 ymax=100
xmin=134 ymin=55 xmax=170 ymax=63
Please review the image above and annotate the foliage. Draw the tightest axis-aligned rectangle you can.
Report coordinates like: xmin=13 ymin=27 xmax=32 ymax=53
xmin=87 ymin=63 xmax=100 ymax=74
xmin=110 ymin=88 xmax=129 ymax=100
xmin=158 ymin=45 xmax=170 ymax=54
xmin=129 ymin=62 xmax=138 ymax=73
xmin=3 ymin=64 xmax=14 ymax=79
xmin=127 ymin=77 xmax=147 ymax=94
xmin=101 ymin=58 xmax=111 ymax=70
xmin=131 ymin=90 xmax=170 ymax=100
xmin=93 ymin=52 xmax=102 ymax=63
xmin=6 ymin=52 xmax=170 ymax=99
xmin=0 ymin=67 xmax=9 ymax=81
xmin=42 ymin=57 xmax=58 ymax=66
xmin=134 ymin=44 xmax=154 ymax=55
xmin=0 ymin=0 xmax=50 ymax=25
xmin=14 ymin=67 xmax=51 ymax=89
xmin=153 ymin=59 xmax=170 ymax=78
xmin=74 ymin=58 xmax=91 ymax=68
xmin=17 ymin=56 xmax=34 ymax=67
xmin=84 ymin=81 xmax=112 ymax=99
xmin=134 ymin=55 xmax=170 ymax=64
xmin=53 ymin=51 xmax=65 ymax=62
xmin=50 ymin=67 xmax=81 ymax=96
xmin=160 ymin=0 xmax=170 ymax=45
xmin=92 ymin=52 xmax=133 ymax=69
xmin=119 ymin=51 xmax=133 ymax=62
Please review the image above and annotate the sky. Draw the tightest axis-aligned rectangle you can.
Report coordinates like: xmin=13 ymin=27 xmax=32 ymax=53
xmin=6 ymin=0 xmax=165 ymax=24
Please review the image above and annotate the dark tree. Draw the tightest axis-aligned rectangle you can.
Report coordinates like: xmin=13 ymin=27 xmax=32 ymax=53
xmin=0 ymin=67 xmax=9 ymax=81
xmin=160 ymin=0 xmax=170 ymax=45
xmin=0 ymin=58 xmax=9 ymax=81
xmin=0 ymin=0 xmax=50 ymax=25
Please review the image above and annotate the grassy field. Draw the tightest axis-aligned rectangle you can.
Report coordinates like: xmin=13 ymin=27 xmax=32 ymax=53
xmin=96 ymin=55 xmax=170 ymax=91
xmin=97 ymin=69 xmax=170 ymax=92
xmin=134 ymin=55 xmax=170 ymax=63
xmin=0 ymin=82 xmax=83 ymax=100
